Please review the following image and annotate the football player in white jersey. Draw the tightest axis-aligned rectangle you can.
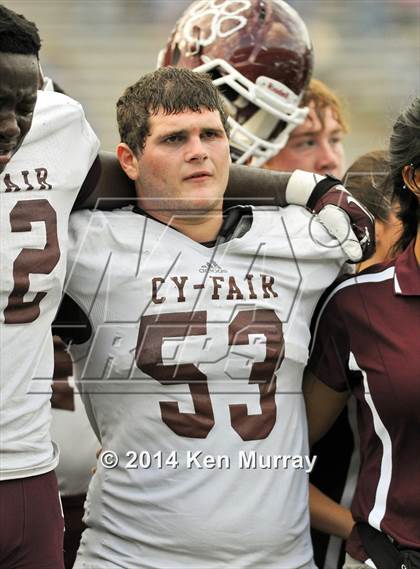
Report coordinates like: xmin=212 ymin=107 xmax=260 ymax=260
xmin=0 ymin=6 xmax=147 ymax=567
xmin=0 ymin=4 xmax=372 ymax=565
xmin=54 ymin=66 xmax=373 ymax=569
xmin=159 ymin=4 xmax=359 ymax=566
xmin=0 ymin=6 xmax=100 ymax=567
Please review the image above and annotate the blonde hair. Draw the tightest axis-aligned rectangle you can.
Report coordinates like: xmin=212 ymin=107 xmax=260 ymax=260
xmin=301 ymin=78 xmax=349 ymax=133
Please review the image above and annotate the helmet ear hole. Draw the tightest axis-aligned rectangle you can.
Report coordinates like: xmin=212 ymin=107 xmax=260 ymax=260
xmin=258 ymin=2 xmax=267 ymax=23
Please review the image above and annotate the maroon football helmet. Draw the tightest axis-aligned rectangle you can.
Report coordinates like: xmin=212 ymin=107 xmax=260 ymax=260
xmin=159 ymin=0 xmax=313 ymax=165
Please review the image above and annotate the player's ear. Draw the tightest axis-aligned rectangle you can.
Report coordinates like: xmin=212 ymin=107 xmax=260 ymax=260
xmin=117 ymin=143 xmax=139 ymax=181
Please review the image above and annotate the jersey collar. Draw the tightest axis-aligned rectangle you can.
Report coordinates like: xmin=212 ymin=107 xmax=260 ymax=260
xmin=132 ymin=205 xmax=253 ymax=247
xmin=394 ymin=241 xmax=420 ymax=296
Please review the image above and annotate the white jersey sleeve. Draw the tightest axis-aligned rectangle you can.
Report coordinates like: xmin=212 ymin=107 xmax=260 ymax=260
xmin=65 ymin=206 xmax=345 ymax=569
xmin=0 ymin=90 xmax=100 ymax=481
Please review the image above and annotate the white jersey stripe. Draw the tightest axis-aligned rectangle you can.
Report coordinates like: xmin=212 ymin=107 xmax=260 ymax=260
xmin=323 ymin=398 xmax=360 ymax=569
xmin=348 ymin=352 xmax=392 ymax=530
xmin=310 ymin=267 xmax=395 ymax=358
xmin=394 ymin=273 xmax=402 ymax=294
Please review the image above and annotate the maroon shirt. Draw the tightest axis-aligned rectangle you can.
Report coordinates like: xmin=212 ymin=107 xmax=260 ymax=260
xmin=308 ymin=242 xmax=420 ymax=561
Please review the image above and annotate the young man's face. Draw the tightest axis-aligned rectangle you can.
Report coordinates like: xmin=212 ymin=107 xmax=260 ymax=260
xmin=122 ymin=108 xmax=230 ymax=223
xmin=0 ymin=52 xmax=39 ymax=173
xmin=263 ymin=102 xmax=346 ymax=178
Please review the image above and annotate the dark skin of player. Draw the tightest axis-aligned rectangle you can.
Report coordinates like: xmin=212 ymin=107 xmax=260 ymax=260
xmin=0 ymin=52 xmax=38 ymax=173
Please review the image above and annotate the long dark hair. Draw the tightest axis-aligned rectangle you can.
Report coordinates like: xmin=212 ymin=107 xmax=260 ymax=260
xmin=389 ymin=97 xmax=420 ymax=252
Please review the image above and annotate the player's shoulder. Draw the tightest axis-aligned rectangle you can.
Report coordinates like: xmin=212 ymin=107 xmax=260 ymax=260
xmin=68 ymin=207 xmax=146 ymax=247
xmin=25 ymin=90 xmax=94 ymax=147
xmin=253 ymin=203 xmax=332 ymax=238
xmin=252 ymin=204 xmax=346 ymax=261
xmin=253 ymin=203 xmax=311 ymax=223
xmin=34 ymin=89 xmax=84 ymax=117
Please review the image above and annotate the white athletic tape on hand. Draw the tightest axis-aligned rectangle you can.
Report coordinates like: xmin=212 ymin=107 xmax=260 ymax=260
xmin=317 ymin=205 xmax=363 ymax=262
xmin=285 ymin=169 xmax=326 ymax=207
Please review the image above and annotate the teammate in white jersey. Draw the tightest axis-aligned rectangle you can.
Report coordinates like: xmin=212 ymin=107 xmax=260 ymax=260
xmin=0 ymin=7 xmax=100 ymax=567
xmin=54 ymin=67 xmax=372 ymax=569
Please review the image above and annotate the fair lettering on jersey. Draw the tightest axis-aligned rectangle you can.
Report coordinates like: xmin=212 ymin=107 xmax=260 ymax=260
xmin=99 ymin=449 xmax=317 ymax=473
xmin=151 ymin=273 xmax=278 ymax=304
xmin=1 ymin=167 xmax=52 ymax=192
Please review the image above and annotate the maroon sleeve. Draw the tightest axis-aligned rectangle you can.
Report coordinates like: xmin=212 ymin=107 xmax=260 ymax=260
xmin=307 ymin=293 xmax=352 ymax=392
xmin=72 ymin=154 xmax=101 ymax=210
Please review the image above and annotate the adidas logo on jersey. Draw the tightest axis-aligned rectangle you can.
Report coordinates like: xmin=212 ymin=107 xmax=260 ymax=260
xmin=199 ymin=261 xmax=227 ymax=274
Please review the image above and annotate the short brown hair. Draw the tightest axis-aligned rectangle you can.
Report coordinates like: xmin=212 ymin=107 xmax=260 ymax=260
xmin=116 ymin=67 xmax=231 ymax=154
xmin=343 ymin=150 xmax=394 ymax=222
xmin=301 ymin=78 xmax=349 ymax=134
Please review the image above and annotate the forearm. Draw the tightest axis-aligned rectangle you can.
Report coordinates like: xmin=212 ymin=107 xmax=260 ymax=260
xmin=225 ymin=164 xmax=291 ymax=207
xmin=75 ymin=151 xmax=136 ymax=210
xmin=309 ymin=483 xmax=354 ymax=539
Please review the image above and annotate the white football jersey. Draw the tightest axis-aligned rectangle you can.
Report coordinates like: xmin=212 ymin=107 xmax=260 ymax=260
xmin=0 ymin=90 xmax=99 ymax=480
xmin=66 ymin=206 xmax=345 ymax=569
xmin=51 ymin=386 xmax=99 ymax=496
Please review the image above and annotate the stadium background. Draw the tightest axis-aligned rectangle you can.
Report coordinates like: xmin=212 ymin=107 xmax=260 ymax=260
xmin=5 ymin=0 xmax=419 ymax=168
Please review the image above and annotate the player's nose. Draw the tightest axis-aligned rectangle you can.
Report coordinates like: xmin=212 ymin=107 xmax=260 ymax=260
xmin=316 ymin=143 xmax=340 ymax=176
xmin=185 ymin=135 xmax=208 ymax=162
xmin=0 ymin=110 xmax=20 ymax=145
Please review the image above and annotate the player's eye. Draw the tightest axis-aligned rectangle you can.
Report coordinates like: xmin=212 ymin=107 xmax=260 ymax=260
xmin=18 ymin=100 xmax=36 ymax=116
xmin=294 ymin=138 xmax=316 ymax=150
xmin=163 ymin=134 xmax=184 ymax=144
xmin=202 ymin=130 xmax=219 ymax=139
xmin=18 ymin=106 xmax=34 ymax=117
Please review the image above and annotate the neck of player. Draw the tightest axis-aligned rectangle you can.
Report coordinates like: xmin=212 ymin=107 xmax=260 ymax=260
xmin=138 ymin=202 xmax=224 ymax=243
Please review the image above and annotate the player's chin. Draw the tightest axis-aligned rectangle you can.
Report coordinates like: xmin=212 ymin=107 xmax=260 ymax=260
xmin=181 ymin=186 xmax=223 ymax=208
xmin=189 ymin=192 xmax=223 ymax=210
xmin=0 ymin=151 xmax=13 ymax=173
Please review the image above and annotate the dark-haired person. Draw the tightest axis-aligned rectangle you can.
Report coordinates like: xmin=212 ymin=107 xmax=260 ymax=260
xmin=305 ymin=97 xmax=420 ymax=568
xmin=344 ymin=150 xmax=403 ymax=271
xmin=309 ymin=149 xmax=404 ymax=568
xmin=55 ymin=66 xmax=371 ymax=569
xmin=0 ymin=6 xmax=99 ymax=568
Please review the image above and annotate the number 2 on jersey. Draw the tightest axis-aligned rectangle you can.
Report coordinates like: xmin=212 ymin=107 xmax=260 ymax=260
xmin=4 ymin=199 xmax=60 ymax=324
xmin=136 ymin=309 xmax=284 ymax=441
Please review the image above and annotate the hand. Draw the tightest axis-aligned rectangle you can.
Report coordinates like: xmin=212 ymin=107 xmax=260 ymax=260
xmin=286 ymin=170 xmax=375 ymax=262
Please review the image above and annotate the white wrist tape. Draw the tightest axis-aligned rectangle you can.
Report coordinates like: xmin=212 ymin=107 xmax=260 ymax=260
xmin=285 ymin=169 xmax=326 ymax=207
